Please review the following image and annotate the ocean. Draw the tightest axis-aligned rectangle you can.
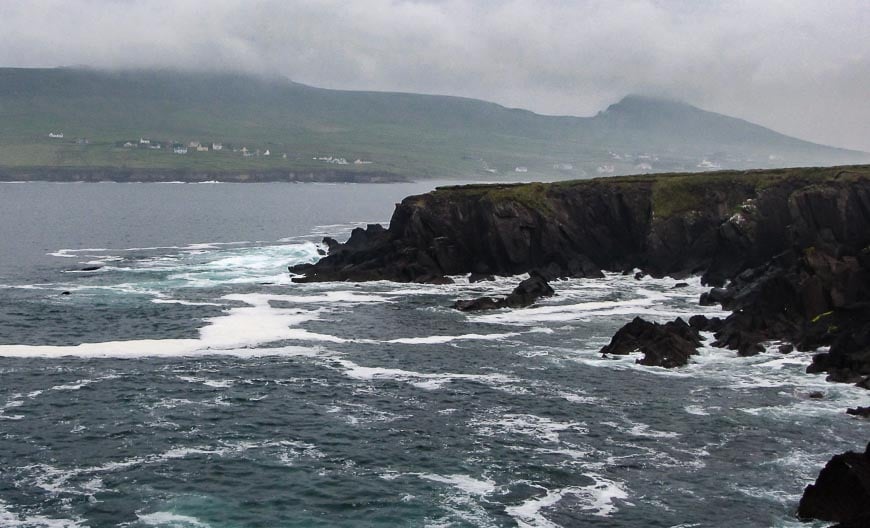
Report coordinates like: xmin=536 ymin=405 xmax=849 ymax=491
xmin=0 ymin=181 xmax=866 ymax=528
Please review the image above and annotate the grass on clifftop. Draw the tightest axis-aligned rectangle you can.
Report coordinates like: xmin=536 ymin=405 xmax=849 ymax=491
xmin=432 ymin=164 xmax=870 ymax=220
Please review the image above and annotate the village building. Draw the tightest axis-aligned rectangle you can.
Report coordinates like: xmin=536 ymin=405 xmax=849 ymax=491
xmin=123 ymin=141 xmax=136 ymax=148
xmin=263 ymin=149 xmax=270 ymax=156
xmin=48 ymin=132 xmax=64 ymax=139
xmin=188 ymin=141 xmax=201 ymax=149
xmin=173 ymin=146 xmax=188 ymax=155
xmin=212 ymin=143 xmax=222 ymax=151
xmin=514 ymin=166 xmax=528 ymax=173
xmin=139 ymin=138 xmax=150 ymax=145
xmin=196 ymin=145 xmax=209 ymax=152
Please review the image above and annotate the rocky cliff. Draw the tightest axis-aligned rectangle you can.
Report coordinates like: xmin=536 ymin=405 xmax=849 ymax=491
xmin=292 ymin=165 xmax=870 ymax=285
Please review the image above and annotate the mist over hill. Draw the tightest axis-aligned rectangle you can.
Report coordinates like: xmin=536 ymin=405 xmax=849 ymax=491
xmin=0 ymin=68 xmax=866 ymax=179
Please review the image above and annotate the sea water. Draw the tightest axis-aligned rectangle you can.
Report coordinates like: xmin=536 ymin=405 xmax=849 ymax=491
xmin=0 ymin=182 xmax=867 ymax=527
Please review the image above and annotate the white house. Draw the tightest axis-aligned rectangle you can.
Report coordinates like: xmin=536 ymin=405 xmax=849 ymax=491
xmin=263 ymin=149 xmax=270 ymax=156
xmin=174 ymin=146 xmax=188 ymax=155
xmin=514 ymin=166 xmax=528 ymax=173
xmin=212 ymin=143 xmax=223 ymax=151
xmin=188 ymin=141 xmax=201 ymax=148
xmin=139 ymin=138 xmax=151 ymax=145
xmin=196 ymin=145 xmax=209 ymax=152
xmin=123 ymin=141 xmax=136 ymax=148
xmin=697 ymin=159 xmax=721 ymax=169
xmin=48 ymin=132 xmax=64 ymax=139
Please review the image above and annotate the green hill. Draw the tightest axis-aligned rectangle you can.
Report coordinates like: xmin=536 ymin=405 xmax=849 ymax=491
xmin=0 ymin=68 xmax=866 ymax=179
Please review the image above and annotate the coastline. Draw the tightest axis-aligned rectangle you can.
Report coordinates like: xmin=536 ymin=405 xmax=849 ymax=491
xmin=0 ymin=166 xmax=411 ymax=184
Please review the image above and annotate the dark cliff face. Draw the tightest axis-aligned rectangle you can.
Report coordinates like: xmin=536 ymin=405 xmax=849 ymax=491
xmin=291 ymin=165 xmax=870 ymax=285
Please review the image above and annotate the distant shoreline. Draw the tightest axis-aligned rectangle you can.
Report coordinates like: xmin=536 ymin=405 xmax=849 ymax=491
xmin=0 ymin=166 xmax=411 ymax=184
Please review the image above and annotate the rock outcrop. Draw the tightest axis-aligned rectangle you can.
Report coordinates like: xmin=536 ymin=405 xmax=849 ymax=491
xmin=599 ymin=317 xmax=703 ymax=368
xmin=453 ymin=273 xmax=554 ymax=311
xmin=292 ymin=166 xmax=870 ymax=285
xmin=798 ymin=443 xmax=870 ymax=526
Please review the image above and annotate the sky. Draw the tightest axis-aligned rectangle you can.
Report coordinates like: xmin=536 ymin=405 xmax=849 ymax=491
xmin=1 ymin=0 xmax=868 ymax=151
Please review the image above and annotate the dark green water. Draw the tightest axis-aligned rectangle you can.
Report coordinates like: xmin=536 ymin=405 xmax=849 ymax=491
xmin=0 ymin=182 xmax=867 ymax=527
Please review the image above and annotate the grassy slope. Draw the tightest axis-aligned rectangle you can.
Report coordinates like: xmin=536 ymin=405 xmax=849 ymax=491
xmin=0 ymin=68 xmax=867 ymax=178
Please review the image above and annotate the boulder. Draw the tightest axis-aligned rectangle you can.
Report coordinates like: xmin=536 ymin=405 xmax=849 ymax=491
xmin=846 ymin=406 xmax=870 ymax=418
xmin=454 ymin=273 xmax=554 ymax=312
xmin=688 ymin=314 xmax=723 ymax=333
xmin=798 ymin=443 xmax=870 ymax=525
xmin=599 ymin=317 xmax=702 ymax=368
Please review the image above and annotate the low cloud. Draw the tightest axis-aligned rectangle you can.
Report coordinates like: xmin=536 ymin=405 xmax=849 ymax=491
xmin=1 ymin=0 xmax=868 ymax=150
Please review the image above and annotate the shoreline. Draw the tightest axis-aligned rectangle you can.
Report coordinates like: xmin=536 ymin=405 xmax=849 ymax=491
xmin=0 ymin=166 xmax=411 ymax=184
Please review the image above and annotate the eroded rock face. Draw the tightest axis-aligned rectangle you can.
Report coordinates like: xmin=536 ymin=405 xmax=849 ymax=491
xmin=798 ymin=443 xmax=870 ymax=525
xmin=599 ymin=317 xmax=703 ymax=368
xmin=291 ymin=167 xmax=870 ymax=287
xmin=453 ymin=273 xmax=554 ymax=311
xmin=699 ymin=247 xmax=870 ymax=382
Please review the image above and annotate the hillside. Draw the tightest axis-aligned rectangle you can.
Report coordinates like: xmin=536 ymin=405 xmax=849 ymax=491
xmin=0 ymin=68 xmax=867 ymax=179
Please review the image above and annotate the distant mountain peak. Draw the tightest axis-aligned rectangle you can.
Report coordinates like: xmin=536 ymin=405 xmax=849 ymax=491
xmin=600 ymin=94 xmax=695 ymax=116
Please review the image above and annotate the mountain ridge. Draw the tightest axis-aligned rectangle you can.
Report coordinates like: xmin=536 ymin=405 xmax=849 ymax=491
xmin=0 ymin=67 xmax=866 ymax=178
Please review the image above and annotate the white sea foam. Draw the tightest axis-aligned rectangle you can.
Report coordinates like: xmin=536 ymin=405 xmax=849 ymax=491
xmin=176 ymin=376 xmax=234 ymax=388
xmin=473 ymin=413 xmax=586 ymax=444
xmin=506 ymin=475 xmax=629 ymax=526
xmin=0 ymin=293 xmax=330 ymax=357
xmin=0 ymin=394 xmax=25 ymax=420
xmin=625 ymin=422 xmax=681 ymax=439
xmin=384 ymin=332 xmax=519 ymax=345
xmin=137 ymin=511 xmax=211 ymax=527
xmin=684 ymin=405 xmax=711 ymax=416
xmin=333 ymin=358 xmax=516 ymax=390
xmin=151 ymin=299 xmax=223 ymax=307
xmin=0 ymin=499 xmax=83 ymax=527
xmin=417 ymin=473 xmax=496 ymax=496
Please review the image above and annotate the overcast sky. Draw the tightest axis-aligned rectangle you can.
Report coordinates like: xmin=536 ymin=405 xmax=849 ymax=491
xmin=1 ymin=0 xmax=868 ymax=150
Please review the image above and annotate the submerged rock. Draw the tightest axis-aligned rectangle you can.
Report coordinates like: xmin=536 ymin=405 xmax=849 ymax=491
xmin=599 ymin=317 xmax=702 ymax=368
xmin=454 ymin=273 xmax=554 ymax=311
xmin=846 ymin=406 xmax=870 ymax=418
xmin=798 ymin=442 xmax=870 ymax=526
